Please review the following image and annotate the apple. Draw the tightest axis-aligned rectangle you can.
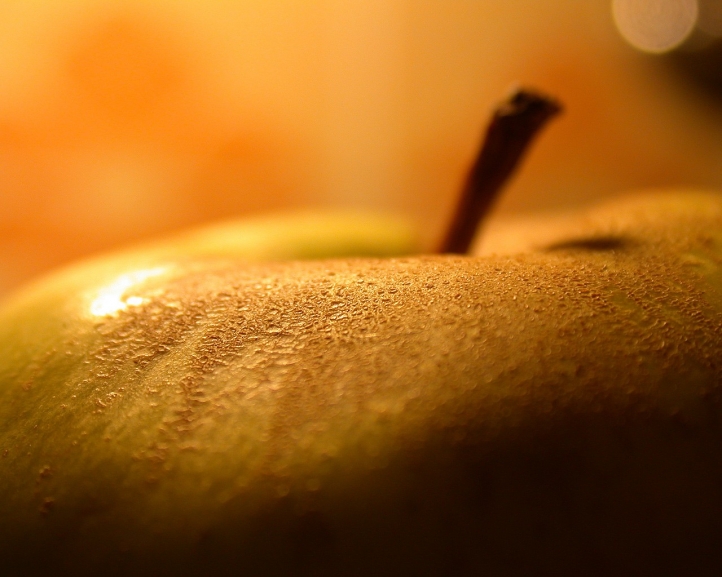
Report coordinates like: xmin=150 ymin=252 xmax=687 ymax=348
xmin=1 ymin=90 xmax=722 ymax=576
xmin=97 ymin=209 xmax=420 ymax=264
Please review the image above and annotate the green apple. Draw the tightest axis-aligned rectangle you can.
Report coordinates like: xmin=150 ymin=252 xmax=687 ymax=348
xmin=105 ymin=210 xmax=419 ymax=263
xmin=1 ymin=189 xmax=721 ymax=576
xmin=3 ymin=89 xmax=722 ymax=575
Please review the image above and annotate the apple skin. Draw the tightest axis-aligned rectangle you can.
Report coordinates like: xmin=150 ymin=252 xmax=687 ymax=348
xmin=1 ymin=192 xmax=722 ymax=575
xmin=120 ymin=210 xmax=419 ymax=262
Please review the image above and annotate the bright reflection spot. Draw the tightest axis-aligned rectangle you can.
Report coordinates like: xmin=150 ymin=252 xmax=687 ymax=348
xmin=613 ymin=0 xmax=698 ymax=53
xmin=90 ymin=267 xmax=167 ymax=317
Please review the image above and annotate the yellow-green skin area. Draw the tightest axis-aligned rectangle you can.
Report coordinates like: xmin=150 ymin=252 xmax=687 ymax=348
xmin=1 ymin=194 xmax=722 ymax=575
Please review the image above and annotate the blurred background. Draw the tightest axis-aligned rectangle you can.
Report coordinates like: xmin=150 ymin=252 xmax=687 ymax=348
xmin=2 ymin=0 xmax=722 ymax=296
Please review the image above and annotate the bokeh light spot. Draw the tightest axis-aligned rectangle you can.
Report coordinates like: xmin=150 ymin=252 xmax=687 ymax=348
xmin=613 ymin=0 xmax=698 ymax=53
xmin=698 ymin=0 xmax=722 ymax=37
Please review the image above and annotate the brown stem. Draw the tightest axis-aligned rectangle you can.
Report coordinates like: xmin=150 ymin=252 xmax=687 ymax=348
xmin=439 ymin=88 xmax=562 ymax=254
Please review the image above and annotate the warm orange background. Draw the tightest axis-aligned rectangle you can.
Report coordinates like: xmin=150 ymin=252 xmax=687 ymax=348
xmin=2 ymin=1 xmax=722 ymax=296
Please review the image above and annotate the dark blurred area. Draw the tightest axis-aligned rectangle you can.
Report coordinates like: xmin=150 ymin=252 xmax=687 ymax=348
xmin=2 ymin=1 xmax=722 ymax=297
xmin=668 ymin=39 xmax=722 ymax=97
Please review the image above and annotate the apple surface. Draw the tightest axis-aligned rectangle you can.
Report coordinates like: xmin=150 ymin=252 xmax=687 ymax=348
xmin=111 ymin=210 xmax=419 ymax=263
xmin=1 ymin=190 xmax=721 ymax=576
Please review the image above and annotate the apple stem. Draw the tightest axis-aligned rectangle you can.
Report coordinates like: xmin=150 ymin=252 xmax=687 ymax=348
xmin=439 ymin=88 xmax=562 ymax=254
